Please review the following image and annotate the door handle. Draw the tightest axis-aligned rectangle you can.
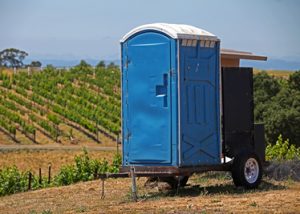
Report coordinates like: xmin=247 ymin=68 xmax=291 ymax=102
xmin=156 ymin=73 xmax=168 ymax=107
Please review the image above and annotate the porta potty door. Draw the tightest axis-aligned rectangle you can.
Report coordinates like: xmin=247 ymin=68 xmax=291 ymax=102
xmin=180 ymin=41 xmax=221 ymax=166
xmin=122 ymin=32 xmax=172 ymax=164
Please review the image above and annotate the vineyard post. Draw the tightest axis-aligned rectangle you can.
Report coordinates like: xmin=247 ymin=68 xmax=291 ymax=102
xmin=94 ymin=168 xmax=98 ymax=179
xmin=28 ymin=172 xmax=32 ymax=190
xmin=55 ymin=124 xmax=59 ymax=143
xmin=13 ymin=129 xmax=16 ymax=140
xmin=96 ymin=120 xmax=99 ymax=143
xmin=33 ymin=130 xmax=36 ymax=143
xmin=55 ymin=131 xmax=58 ymax=143
xmin=39 ymin=168 xmax=42 ymax=186
xmin=48 ymin=164 xmax=51 ymax=184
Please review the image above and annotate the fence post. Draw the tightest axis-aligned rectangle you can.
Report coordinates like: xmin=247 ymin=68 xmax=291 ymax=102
xmin=130 ymin=167 xmax=137 ymax=202
xmin=48 ymin=164 xmax=51 ymax=184
xmin=96 ymin=120 xmax=99 ymax=143
xmin=39 ymin=168 xmax=42 ymax=186
xmin=100 ymin=178 xmax=105 ymax=199
xmin=28 ymin=172 xmax=32 ymax=190
xmin=33 ymin=130 xmax=36 ymax=143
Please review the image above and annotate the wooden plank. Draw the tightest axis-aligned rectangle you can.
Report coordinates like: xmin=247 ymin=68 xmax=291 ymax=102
xmin=221 ymin=58 xmax=240 ymax=67
xmin=221 ymin=49 xmax=267 ymax=61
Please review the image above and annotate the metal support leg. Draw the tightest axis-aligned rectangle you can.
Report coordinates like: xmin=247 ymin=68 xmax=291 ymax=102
xmin=100 ymin=178 xmax=105 ymax=199
xmin=130 ymin=167 xmax=137 ymax=202
xmin=176 ymin=176 xmax=181 ymax=195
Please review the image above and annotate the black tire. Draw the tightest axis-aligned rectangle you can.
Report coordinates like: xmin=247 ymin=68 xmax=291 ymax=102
xmin=231 ymin=151 xmax=263 ymax=189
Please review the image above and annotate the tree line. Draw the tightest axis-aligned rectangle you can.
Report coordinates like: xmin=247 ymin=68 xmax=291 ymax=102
xmin=0 ymin=48 xmax=118 ymax=69
xmin=254 ymin=70 xmax=300 ymax=147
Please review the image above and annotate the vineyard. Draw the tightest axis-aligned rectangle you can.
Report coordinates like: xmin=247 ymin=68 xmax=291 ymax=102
xmin=0 ymin=62 xmax=121 ymax=145
xmin=1 ymin=67 xmax=300 ymax=147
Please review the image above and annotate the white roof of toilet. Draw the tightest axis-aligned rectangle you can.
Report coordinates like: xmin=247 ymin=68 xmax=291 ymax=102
xmin=120 ymin=23 xmax=219 ymax=42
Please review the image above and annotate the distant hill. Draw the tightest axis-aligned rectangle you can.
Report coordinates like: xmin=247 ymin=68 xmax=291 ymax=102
xmin=241 ymin=58 xmax=300 ymax=71
xmin=24 ymin=57 xmax=299 ymax=71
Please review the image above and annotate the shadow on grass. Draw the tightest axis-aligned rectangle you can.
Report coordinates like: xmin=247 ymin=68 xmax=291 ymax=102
xmin=194 ymin=171 xmax=232 ymax=182
xmin=140 ymin=180 xmax=286 ymax=201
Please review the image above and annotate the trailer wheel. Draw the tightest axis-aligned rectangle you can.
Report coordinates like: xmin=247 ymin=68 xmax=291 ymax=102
xmin=232 ymin=152 xmax=262 ymax=189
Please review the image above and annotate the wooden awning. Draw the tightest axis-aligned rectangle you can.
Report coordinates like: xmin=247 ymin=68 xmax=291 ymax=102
xmin=221 ymin=49 xmax=267 ymax=67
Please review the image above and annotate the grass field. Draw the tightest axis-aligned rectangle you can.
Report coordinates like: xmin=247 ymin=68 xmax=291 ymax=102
xmin=0 ymin=149 xmax=117 ymax=175
xmin=253 ymin=68 xmax=294 ymax=79
xmin=1 ymin=145 xmax=298 ymax=213
xmin=0 ymin=174 xmax=299 ymax=213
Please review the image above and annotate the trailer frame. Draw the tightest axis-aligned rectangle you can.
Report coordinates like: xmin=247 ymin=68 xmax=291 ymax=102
xmin=98 ymin=162 xmax=233 ymax=201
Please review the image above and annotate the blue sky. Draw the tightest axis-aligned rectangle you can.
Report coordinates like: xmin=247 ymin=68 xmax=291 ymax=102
xmin=0 ymin=0 xmax=299 ymax=69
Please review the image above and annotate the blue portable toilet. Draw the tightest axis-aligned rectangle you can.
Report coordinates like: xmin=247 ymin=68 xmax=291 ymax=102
xmin=121 ymin=23 xmax=221 ymax=168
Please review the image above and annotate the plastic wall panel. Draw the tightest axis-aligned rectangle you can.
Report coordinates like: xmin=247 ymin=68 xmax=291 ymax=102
xmin=121 ymin=31 xmax=221 ymax=167
xmin=179 ymin=41 xmax=221 ymax=166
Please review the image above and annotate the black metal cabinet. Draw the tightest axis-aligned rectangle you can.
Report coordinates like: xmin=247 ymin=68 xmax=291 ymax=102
xmin=222 ymin=67 xmax=254 ymax=158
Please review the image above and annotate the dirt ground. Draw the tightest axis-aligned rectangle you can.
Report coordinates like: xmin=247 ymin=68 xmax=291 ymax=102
xmin=0 ymin=174 xmax=299 ymax=214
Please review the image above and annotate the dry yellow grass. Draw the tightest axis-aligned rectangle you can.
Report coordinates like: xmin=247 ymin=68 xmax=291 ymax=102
xmin=0 ymin=149 xmax=117 ymax=174
xmin=0 ymin=175 xmax=299 ymax=213
xmin=0 ymin=131 xmax=12 ymax=145
xmin=253 ymin=68 xmax=294 ymax=79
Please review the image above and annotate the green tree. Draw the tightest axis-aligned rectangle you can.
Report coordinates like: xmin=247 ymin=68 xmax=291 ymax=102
xmin=288 ymin=70 xmax=300 ymax=91
xmin=262 ymin=88 xmax=300 ymax=147
xmin=96 ymin=60 xmax=105 ymax=68
xmin=253 ymin=71 xmax=300 ymax=147
xmin=30 ymin=61 xmax=42 ymax=68
xmin=0 ymin=48 xmax=28 ymax=68
xmin=74 ymin=60 xmax=92 ymax=73
xmin=107 ymin=62 xmax=118 ymax=69
xmin=253 ymin=71 xmax=281 ymax=99
xmin=253 ymin=71 xmax=281 ymax=122
xmin=77 ymin=60 xmax=91 ymax=69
